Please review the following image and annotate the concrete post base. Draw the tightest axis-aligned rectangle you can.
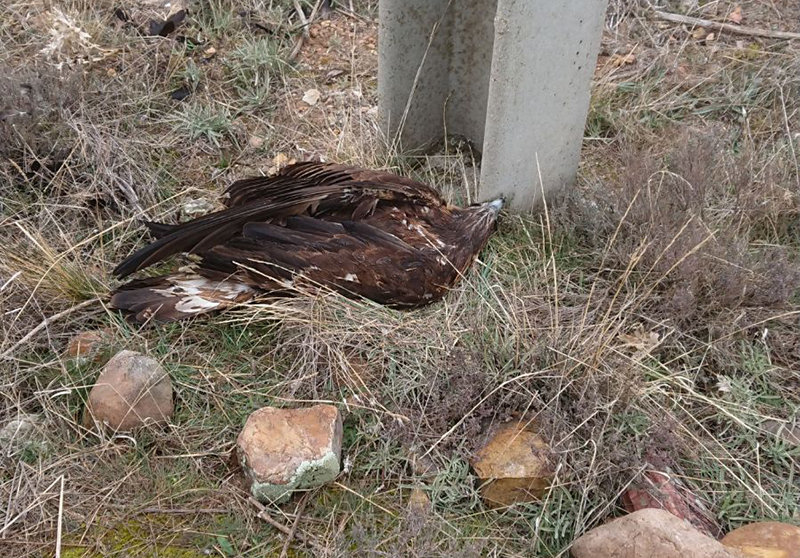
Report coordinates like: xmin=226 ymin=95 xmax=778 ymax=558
xmin=378 ymin=0 xmax=608 ymax=211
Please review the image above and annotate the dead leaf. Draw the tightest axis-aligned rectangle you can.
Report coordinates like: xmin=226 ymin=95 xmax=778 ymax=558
xmin=692 ymin=27 xmax=708 ymax=40
xmin=618 ymin=328 xmax=661 ymax=355
xmin=407 ymin=488 xmax=431 ymax=516
xmin=267 ymin=152 xmax=296 ymax=175
xmin=609 ymin=52 xmax=636 ymax=68
xmin=203 ymin=46 xmax=217 ymax=59
xmin=716 ymin=376 xmax=733 ymax=394
xmin=248 ymin=136 xmax=264 ymax=149
xmin=728 ymin=5 xmax=743 ymax=25
xmin=706 ymin=32 xmax=716 ymax=42
xmin=302 ymin=88 xmax=321 ymax=106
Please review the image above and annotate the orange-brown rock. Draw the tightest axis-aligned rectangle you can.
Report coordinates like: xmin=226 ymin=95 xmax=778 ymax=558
xmin=571 ymin=509 xmax=743 ymax=558
xmin=722 ymin=522 xmax=800 ymax=558
xmin=67 ymin=329 xmax=111 ymax=362
xmin=84 ymin=350 xmax=173 ymax=431
xmin=237 ymin=405 xmax=343 ymax=503
xmin=471 ymin=419 xmax=554 ymax=508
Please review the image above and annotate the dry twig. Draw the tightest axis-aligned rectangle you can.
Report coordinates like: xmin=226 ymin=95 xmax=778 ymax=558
xmin=0 ymin=298 xmax=100 ymax=361
xmin=249 ymin=497 xmax=325 ymax=554
xmin=653 ymin=10 xmax=800 ymax=40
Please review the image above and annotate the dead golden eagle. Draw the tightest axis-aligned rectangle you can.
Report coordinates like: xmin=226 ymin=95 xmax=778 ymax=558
xmin=111 ymin=162 xmax=503 ymax=323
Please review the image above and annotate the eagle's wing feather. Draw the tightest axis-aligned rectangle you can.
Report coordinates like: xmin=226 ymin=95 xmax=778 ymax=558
xmin=113 ymin=162 xmax=444 ymax=279
xmin=223 ymin=161 xmax=445 ymax=208
xmin=199 ymin=215 xmax=435 ymax=306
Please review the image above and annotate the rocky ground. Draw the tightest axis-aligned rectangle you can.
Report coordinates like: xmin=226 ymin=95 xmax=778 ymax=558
xmin=0 ymin=0 xmax=798 ymax=557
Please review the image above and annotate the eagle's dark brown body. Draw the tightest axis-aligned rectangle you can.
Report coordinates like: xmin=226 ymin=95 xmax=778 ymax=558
xmin=111 ymin=162 xmax=503 ymax=323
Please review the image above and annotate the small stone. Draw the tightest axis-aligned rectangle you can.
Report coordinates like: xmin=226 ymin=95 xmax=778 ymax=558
xmin=84 ymin=350 xmax=173 ymax=431
xmin=302 ymin=88 xmax=321 ymax=106
xmin=471 ymin=419 xmax=554 ymax=509
xmin=571 ymin=509 xmax=741 ymax=558
xmin=248 ymin=135 xmax=265 ymax=149
xmin=722 ymin=522 xmax=800 ymax=558
xmin=67 ymin=329 xmax=111 ymax=362
xmin=237 ymin=405 xmax=342 ymax=503
xmin=0 ymin=414 xmax=48 ymax=456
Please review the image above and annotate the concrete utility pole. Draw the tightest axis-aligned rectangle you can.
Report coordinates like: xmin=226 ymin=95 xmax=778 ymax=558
xmin=378 ymin=0 xmax=608 ymax=211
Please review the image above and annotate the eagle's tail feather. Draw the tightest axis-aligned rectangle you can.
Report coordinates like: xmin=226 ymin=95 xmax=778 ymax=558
xmin=110 ymin=274 xmax=257 ymax=323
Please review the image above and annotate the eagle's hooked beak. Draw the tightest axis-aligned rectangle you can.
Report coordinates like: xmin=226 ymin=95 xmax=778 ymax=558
xmin=485 ymin=197 xmax=504 ymax=215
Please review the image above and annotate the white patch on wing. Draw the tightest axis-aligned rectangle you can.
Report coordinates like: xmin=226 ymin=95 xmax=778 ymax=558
xmin=175 ymin=297 xmax=221 ymax=313
xmin=152 ymin=276 xmax=256 ymax=315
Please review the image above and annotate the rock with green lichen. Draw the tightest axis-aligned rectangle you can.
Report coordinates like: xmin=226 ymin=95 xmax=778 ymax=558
xmin=237 ymin=404 xmax=343 ymax=504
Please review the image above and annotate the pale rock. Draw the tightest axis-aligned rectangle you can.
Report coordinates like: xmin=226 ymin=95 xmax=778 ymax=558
xmin=722 ymin=522 xmax=800 ymax=558
xmin=571 ymin=509 xmax=742 ymax=558
xmin=471 ymin=419 xmax=554 ymax=508
xmin=0 ymin=414 xmax=48 ymax=456
xmin=237 ymin=405 xmax=342 ymax=503
xmin=84 ymin=350 xmax=173 ymax=431
xmin=248 ymin=135 xmax=265 ymax=149
xmin=302 ymin=88 xmax=321 ymax=106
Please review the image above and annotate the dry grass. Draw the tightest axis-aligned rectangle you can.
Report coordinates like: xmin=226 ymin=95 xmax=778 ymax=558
xmin=1 ymin=0 xmax=798 ymax=557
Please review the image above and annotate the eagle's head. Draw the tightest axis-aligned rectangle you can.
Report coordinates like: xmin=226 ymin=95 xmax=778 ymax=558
xmin=456 ymin=196 xmax=504 ymax=255
xmin=470 ymin=197 xmax=504 ymax=228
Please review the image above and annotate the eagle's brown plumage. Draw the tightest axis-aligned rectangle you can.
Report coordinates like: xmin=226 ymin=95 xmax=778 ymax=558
xmin=110 ymin=162 xmax=503 ymax=323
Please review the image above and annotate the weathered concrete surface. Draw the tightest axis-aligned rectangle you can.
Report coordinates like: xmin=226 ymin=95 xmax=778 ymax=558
xmin=237 ymin=405 xmax=343 ymax=504
xmin=378 ymin=0 xmax=452 ymax=150
xmin=480 ymin=0 xmax=608 ymax=210
xmin=378 ymin=0 xmax=608 ymax=211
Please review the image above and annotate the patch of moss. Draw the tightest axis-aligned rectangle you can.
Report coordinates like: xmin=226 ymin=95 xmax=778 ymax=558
xmin=59 ymin=515 xmax=214 ymax=558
